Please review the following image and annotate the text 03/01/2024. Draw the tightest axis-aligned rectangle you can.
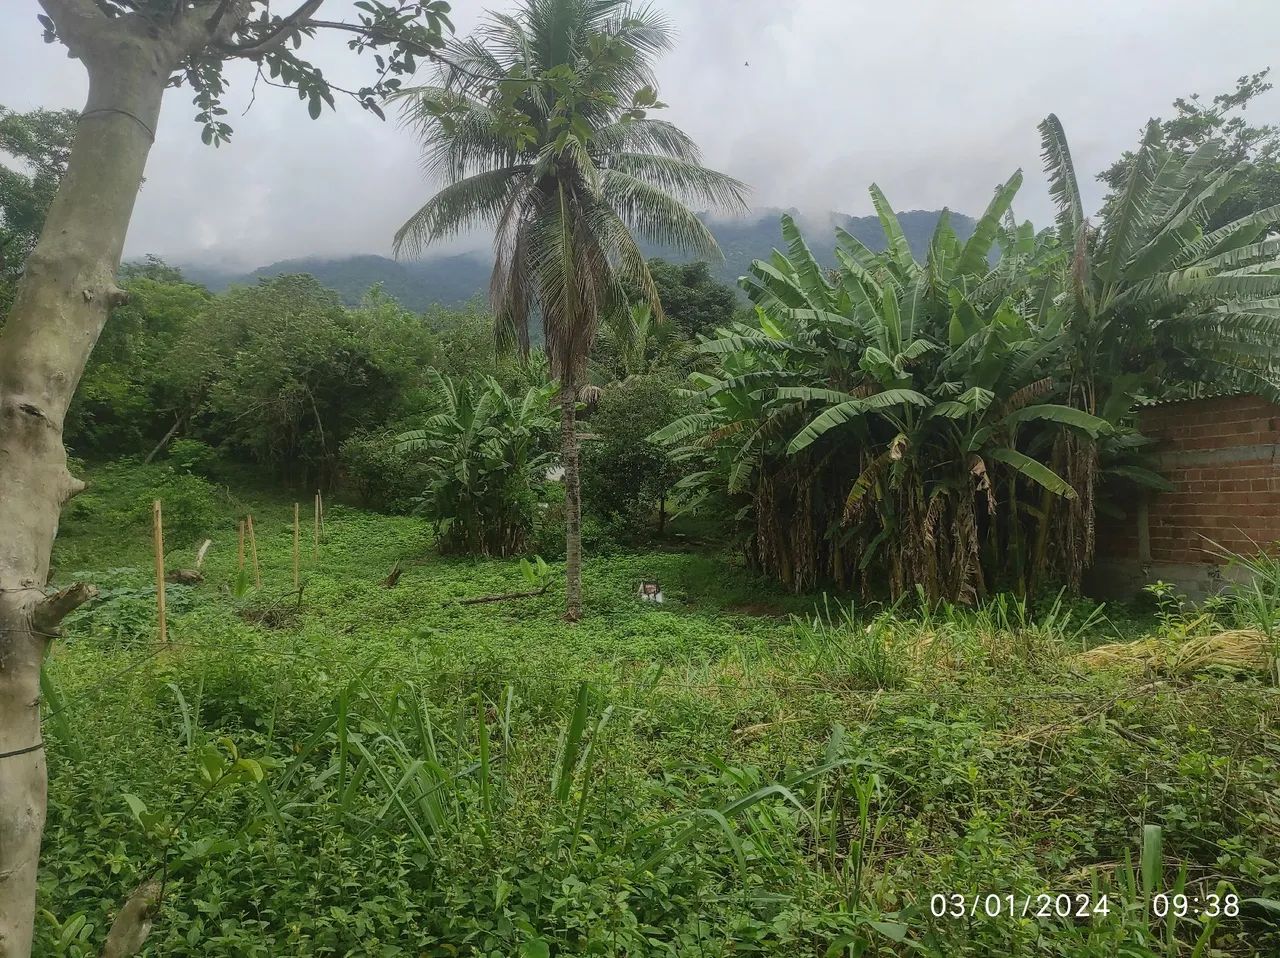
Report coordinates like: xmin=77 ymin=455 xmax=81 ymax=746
xmin=931 ymin=894 xmax=1111 ymax=919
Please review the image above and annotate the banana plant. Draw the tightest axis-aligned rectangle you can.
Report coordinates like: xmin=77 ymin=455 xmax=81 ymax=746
xmin=397 ymin=371 xmax=557 ymax=557
xmin=657 ymin=116 xmax=1280 ymax=601
xmin=653 ymin=173 xmax=1117 ymax=599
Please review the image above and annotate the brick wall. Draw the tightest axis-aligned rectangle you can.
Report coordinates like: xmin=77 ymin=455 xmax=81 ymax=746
xmin=1091 ymin=394 xmax=1280 ymax=598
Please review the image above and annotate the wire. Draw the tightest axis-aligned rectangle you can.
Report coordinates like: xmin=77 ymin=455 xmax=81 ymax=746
xmin=0 ymin=742 xmax=43 ymax=760
xmin=79 ymin=108 xmax=156 ymax=143
xmin=39 ymin=644 xmax=171 ymax=725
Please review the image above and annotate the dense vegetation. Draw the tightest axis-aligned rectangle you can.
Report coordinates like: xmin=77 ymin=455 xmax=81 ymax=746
xmin=655 ymin=119 xmax=1280 ymax=601
xmin=37 ymin=462 xmax=1280 ymax=956
xmin=3 ymin=4 xmax=1280 ymax=956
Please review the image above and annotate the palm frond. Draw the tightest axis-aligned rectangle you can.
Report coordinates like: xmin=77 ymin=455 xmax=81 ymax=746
xmin=1038 ymin=113 xmax=1083 ymax=243
xmin=592 ymin=118 xmax=703 ymax=160
xmin=606 ymin=153 xmax=748 ymax=213
xmin=600 ymin=169 xmax=722 ymax=259
xmin=394 ymin=166 xmax=530 ymax=256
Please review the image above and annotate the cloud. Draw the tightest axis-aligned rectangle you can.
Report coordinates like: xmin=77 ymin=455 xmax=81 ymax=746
xmin=3 ymin=0 xmax=1279 ymax=267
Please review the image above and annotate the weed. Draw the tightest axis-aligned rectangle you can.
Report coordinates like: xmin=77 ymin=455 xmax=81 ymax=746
xmin=32 ymin=461 xmax=1280 ymax=956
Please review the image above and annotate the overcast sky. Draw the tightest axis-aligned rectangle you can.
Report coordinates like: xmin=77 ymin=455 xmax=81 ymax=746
xmin=3 ymin=0 xmax=1280 ymax=268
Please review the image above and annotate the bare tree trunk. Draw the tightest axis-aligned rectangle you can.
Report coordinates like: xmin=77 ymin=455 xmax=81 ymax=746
xmin=560 ymin=376 xmax=582 ymax=621
xmin=0 ymin=26 xmax=172 ymax=956
xmin=142 ymin=413 xmax=183 ymax=465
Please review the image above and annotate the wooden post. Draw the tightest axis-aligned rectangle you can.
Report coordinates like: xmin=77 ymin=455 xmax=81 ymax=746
xmin=246 ymin=514 xmax=261 ymax=588
xmin=318 ymin=489 xmax=325 ymax=535
xmin=237 ymin=520 xmax=246 ymax=570
xmin=153 ymin=499 xmax=168 ymax=644
xmin=293 ymin=502 xmax=301 ymax=590
xmin=313 ymin=492 xmax=320 ymax=559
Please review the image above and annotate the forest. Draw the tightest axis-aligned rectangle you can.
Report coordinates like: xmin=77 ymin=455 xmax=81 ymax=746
xmin=0 ymin=1 xmax=1278 ymax=957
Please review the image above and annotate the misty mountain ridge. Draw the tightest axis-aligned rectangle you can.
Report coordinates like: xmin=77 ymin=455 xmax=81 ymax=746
xmin=178 ymin=207 xmax=976 ymax=311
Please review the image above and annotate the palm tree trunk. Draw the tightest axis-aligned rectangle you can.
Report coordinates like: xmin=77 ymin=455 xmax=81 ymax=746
xmin=560 ymin=374 xmax=583 ymax=621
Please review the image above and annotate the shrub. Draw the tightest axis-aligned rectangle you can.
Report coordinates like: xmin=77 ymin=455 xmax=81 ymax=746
xmin=582 ymin=374 xmax=692 ymax=541
xmin=63 ymin=569 xmax=197 ymax=644
xmin=532 ymin=487 xmax=619 ymax=560
xmin=168 ymin=438 xmax=218 ymax=477
xmin=144 ymin=471 xmax=221 ymax=544
xmin=338 ymin=431 xmax=419 ymax=513
xmin=58 ymin=462 xmax=221 ymax=546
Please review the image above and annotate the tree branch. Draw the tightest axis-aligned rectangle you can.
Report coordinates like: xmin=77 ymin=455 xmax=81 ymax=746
xmin=305 ymin=18 xmax=429 ymax=51
xmin=458 ymin=582 xmax=553 ymax=606
xmin=204 ymin=0 xmax=236 ymax=34
xmin=37 ymin=0 xmax=109 ymax=51
xmin=304 ymin=20 xmax=525 ymax=86
xmin=32 ymin=582 xmax=98 ymax=633
xmin=214 ymin=0 xmax=325 ymax=57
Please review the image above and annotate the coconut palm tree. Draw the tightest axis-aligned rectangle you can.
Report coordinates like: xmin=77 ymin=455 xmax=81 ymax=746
xmin=394 ymin=0 xmax=747 ymax=619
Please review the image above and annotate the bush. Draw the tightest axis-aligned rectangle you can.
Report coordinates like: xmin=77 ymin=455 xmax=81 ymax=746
xmin=168 ymin=438 xmax=218 ymax=477
xmin=532 ymin=484 xmax=623 ymax=559
xmin=338 ymin=431 xmax=420 ymax=513
xmin=583 ymin=375 xmax=691 ymax=541
xmin=63 ymin=569 xmax=197 ymax=644
xmin=59 ymin=462 xmax=222 ymax=547
xmin=142 ymin=471 xmax=222 ymax=544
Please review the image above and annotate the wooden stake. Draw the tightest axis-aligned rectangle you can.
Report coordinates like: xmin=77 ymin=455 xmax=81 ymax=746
xmin=313 ymin=492 xmax=320 ymax=559
xmin=246 ymin=514 xmax=261 ymax=588
xmin=318 ymin=489 xmax=325 ymax=534
xmin=293 ymin=502 xmax=301 ymax=590
xmin=153 ymin=499 xmax=168 ymax=644
xmin=237 ymin=520 xmax=246 ymax=570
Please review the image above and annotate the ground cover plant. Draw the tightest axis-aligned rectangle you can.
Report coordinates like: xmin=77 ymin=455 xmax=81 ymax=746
xmin=5 ymin=4 xmax=1280 ymax=955
xmin=32 ymin=461 xmax=1280 ymax=956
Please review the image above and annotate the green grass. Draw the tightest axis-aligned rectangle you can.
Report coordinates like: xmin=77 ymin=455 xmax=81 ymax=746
xmin=33 ymin=462 xmax=1280 ymax=955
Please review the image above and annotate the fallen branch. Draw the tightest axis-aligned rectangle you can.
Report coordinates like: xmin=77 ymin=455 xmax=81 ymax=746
xmin=165 ymin=538 xmax=214 ymax=583
xmin=236 ymin=586 xmax=305 ymax=628
xmin=458 ymin=582 xmax=552 ymax=606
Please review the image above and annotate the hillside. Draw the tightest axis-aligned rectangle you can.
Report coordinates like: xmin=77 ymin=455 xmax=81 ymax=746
xmin=179 ymin=207 xmax=976 ymax=310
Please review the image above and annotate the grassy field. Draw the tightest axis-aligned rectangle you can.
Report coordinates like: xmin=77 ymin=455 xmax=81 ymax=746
xmin=34 ymin=462 xmax=1280 ymax=956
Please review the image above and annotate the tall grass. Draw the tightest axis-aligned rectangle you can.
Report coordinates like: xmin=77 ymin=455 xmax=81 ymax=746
xmin=792 ymin=596 xmax=909 ymax=689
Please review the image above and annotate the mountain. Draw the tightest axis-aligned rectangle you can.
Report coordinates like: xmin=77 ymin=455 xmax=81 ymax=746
xmin=182 ymin=252 xmax=493 ymax=309
xmin=179 ymin=208 xmax=976 ymax=311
